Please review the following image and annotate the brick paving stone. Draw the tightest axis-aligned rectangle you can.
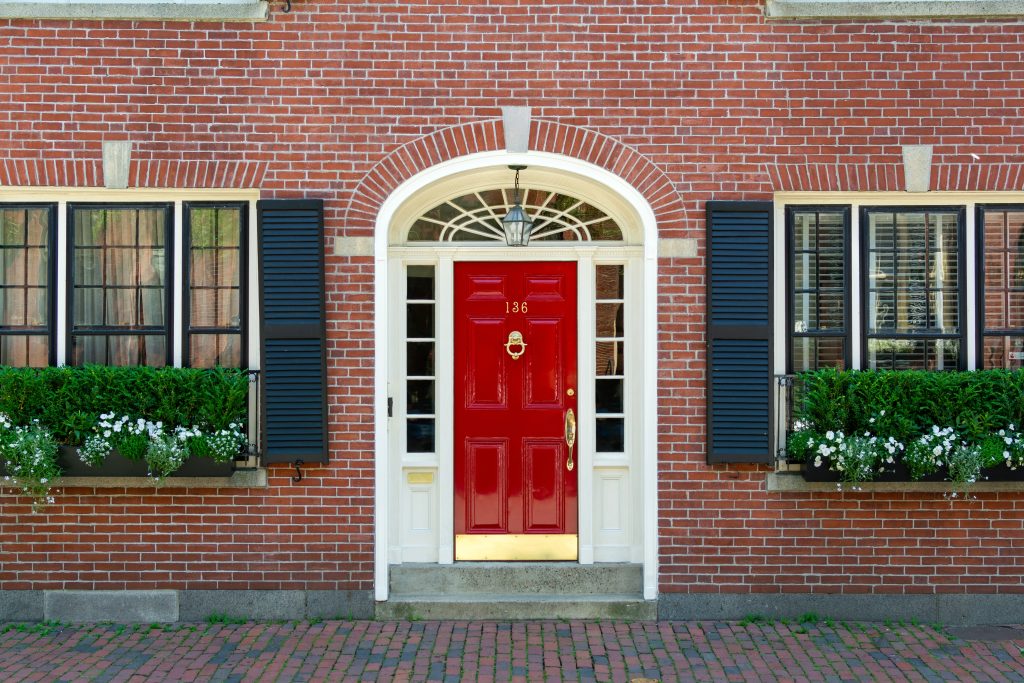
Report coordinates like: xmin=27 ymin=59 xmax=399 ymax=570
xmin=1 ymin=620 xmax=1023 ymax=682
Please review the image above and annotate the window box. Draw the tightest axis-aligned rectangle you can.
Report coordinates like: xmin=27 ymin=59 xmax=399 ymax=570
xmin=56 ymin=445 xmax=233 ymax=478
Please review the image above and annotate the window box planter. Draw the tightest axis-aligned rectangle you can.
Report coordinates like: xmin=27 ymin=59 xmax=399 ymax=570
xmin=802 ymin=457 xmax=946 ymax=484
xmin=55 ymin=446 xmax=234 ymax=479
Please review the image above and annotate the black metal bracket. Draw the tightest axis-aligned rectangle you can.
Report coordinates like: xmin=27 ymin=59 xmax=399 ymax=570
xmin=282 ymin=0 xmax=291 ymax=12
xmin=292 ymin=459 xmax=304 ymax=483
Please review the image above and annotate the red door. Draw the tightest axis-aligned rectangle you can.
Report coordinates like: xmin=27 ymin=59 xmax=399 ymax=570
xmin=454 ymin=262 xmax=578 ymax=561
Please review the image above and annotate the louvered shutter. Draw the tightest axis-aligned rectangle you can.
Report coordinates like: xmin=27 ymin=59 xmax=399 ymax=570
xmin=706 ymin=201 xmax=773 ymax=463
xmin=257 ymin=199 xmax=328 ymax=464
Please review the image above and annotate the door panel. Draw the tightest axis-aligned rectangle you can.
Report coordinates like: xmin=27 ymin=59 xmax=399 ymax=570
xmin=465 ymin=439 xmax=508 ymax=531
xmin=465 ymin=317 xmax=508 ymax=407
xmin=454 ymin=261 xmax=578 ymax=560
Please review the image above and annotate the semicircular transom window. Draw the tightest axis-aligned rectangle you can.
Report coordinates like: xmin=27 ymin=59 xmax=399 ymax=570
xmin=408 ymin=187 xmax=624 ymax=243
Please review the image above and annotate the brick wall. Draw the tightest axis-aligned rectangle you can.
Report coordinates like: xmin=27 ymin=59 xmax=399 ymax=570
xmin=2 ymin=0 xmax=1023 ymax=595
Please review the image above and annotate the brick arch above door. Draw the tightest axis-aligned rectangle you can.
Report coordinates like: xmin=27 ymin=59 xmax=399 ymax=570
xmin=344 ymin=119 xmax=687 ymax=235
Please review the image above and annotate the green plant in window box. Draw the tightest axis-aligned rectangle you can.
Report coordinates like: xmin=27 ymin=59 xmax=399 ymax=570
xmin=0 ymin=414 xmax=61 ymax=512
xmin=0 ymin=365 xmax=249 ymax=506
xmin=790 ymin=369 xmax=1024 ymax=491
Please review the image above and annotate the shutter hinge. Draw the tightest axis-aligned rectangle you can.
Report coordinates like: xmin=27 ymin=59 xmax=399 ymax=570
xmin=388 ymin=397 xmax=393 ymax=418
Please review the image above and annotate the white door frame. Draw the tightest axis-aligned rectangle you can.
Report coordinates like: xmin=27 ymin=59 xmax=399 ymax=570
xmin=373 ymin=151 xmax=659 ymax=601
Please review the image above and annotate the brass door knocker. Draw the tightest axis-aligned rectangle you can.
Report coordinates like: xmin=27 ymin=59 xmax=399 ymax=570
xmin=504 ymin=330 xmax=527 ymax=360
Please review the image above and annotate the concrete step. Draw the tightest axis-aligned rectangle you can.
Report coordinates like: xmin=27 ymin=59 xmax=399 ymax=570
xmin=376 ymin=594 xmax=657 ymax=621
xmin=390 ymin=563 xmax=643 ymax=596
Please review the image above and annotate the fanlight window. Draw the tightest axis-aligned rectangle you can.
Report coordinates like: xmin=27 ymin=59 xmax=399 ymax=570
xmin=408 ymin=188 xmax=624 ymax=243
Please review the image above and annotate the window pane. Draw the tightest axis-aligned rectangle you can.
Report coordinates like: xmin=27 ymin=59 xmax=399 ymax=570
xmin=105 ymin=248 xmax=136 ymax=286
xmin=407 ymin=303 xmax=434 ymax=338
xmin=407 ymin=380 xmax=435 ymax=415
xmin=106 ymin=209 xmax=136 ymax=246
xmin=595 ymin=378 xmax=623 ymax=414
xmin=596 ymin=303 xmax=624 ymax=337
xmin=791 ymin=337 xmax=845 ymax=372
xmin=0 ymin=209 xmax=25 ymax=245
xmin=407 ymin=418 xmax=435 ymax=453
xmin=71 ymin=334 xmax=166 ymax=367
xmin=189 ymin=333 xmax=242 ymax=368
xmin=407 ymin=341 xmax=435 ymax=376
xmin=595 ymin=265 xmax=624 ymax=300
xmin=106 ymin=288 xmax=138 ymax=325
xmin=140 ymin=287 xmax=166 ymax=326
xmin=74 ymin=287 xmax=104 ymax=326
xmin=867 ymin=338 xmax=959 ymax=371
xmin=216 ymin=209 xmax=242 ymax=247
xmin=596 ymin=418 xmax=624 ymax=452
xmin=407 ymin=265 xmax=435 ymax=299
xmin=595 ymin=341 xmax=624 ymax=376
xmin=75 ymin=248 xmax=102 ymax=286
xmin=982 ymin=335 xmax=1024 ymax=370
xmin=191 ymin=288 xmax=240 ymax=327
xmin=0 ymin=335 xmax=47 ymax=367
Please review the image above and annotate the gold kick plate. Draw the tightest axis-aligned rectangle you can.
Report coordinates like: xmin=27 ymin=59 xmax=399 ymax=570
xmin=455 ymin=534 xmax=578 ymax=561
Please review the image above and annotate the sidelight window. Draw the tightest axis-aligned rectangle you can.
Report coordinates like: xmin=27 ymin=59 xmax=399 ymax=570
xmin=405 ymin=265 xmax=436 ymax=454
xmin=595 ymin=264 xmax=625 ymax=452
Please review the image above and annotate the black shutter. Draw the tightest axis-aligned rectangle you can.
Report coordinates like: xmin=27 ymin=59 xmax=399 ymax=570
xmin=706 ymin=201 xmax=773 ymax=464
xmin=257 ymin=199 xmax=328 ymax=464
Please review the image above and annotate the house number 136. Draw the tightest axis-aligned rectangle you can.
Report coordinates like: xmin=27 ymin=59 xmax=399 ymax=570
xmin=506 ymin=301 xmax=528 ymax=313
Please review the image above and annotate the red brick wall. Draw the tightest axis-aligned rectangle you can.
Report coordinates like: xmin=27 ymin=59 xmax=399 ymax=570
xmin=2 ymin=0 xmax=1024 ymax=595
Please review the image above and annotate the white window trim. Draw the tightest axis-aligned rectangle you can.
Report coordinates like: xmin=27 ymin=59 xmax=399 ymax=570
xmin=0 ymin=1 xmax=268 ymax=21
xmin=767 ymin=0 xmax=1024 ymax=20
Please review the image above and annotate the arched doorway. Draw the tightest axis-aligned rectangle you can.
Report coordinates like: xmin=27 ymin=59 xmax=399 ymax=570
xmin=373 ymin=152 xmax=658 ymax=600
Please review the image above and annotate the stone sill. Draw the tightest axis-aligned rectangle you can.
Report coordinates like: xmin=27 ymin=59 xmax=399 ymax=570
xmin=0 ymin=2 xmax=268 ymax=21
xmin=768 ymin=472 xmax=1024 ymax=493
xmin=57 ymin=468 xmax=267 ymax=488
xmin=766 ymin=1 xmax=1024 ymax=20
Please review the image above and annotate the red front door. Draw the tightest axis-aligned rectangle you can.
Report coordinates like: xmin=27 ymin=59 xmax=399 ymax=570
xmin=454 ymin=261 xmax=578 ymax=561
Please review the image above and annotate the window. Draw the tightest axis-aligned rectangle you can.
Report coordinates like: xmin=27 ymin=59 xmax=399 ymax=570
xmin=185 ymin=203 xmax=247 ymax=368
xmin=0 ymin=205 xmax=54 ymax=367
xmin=0 ymin=200 xmax=248 ymax=370
xmin=786 ymin=203 xmax=975 ymax=372
xmin=70 ymin=205 xmax=172 ymax=367
xmin=862 ymin=207 xmax=963 ymax=370
xmin=978 ymin=206 xmax=1024 ymax=370
xmin=786 ymin=207 xmax=849 ymax=372
xmin=595 ymin=264 xmax=625 ymax=453
xmin=405 ymin=265 xmax=436 ymax=454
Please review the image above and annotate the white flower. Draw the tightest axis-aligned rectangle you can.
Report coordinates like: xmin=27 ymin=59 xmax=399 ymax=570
xmin=826 ymin=430 xmax=835 ymax=440
xmin=933 ymin=446 xmax=942 ymax=456
xmin=880 ymin=410 xmax=885 ymax=416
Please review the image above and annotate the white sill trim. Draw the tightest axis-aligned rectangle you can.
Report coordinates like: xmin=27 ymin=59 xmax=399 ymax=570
xmin=769 ymin=472 xmax=1024 ymax=493
xmin=766 ymin=1 xmax=1024 ymax=20
xmin=57 ymin=468 xmax=267 ymax=488
xmin=0 ymin=2 xmax=269 ymax=21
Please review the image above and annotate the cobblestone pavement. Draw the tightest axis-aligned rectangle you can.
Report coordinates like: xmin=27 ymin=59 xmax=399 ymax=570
xmin=0 ymin=619 xmax=1022 ymax=682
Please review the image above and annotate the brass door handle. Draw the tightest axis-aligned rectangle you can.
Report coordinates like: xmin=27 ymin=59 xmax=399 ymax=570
xmin=565 ymin=408 xmax=576 ymax=471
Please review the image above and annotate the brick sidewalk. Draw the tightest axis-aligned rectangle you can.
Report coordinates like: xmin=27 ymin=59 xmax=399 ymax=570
xmin=0 ymin=619 xmax=1022 ymax=682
